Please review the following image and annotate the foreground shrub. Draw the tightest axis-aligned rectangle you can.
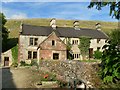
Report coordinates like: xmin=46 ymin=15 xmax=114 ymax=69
xmin=11 ymin=62 xmax=18 ymax=67
xmin=100 ymin=30 xmax=120 ymax=83
xmin=94 ymin=50 xmax=102 ymax=59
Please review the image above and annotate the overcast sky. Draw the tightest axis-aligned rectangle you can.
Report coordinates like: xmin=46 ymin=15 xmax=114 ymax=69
xmin=1 ymin=2 xmax=118 ymax=22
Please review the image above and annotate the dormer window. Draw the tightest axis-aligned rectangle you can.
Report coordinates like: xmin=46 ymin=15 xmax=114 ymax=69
xmin=52 ymin=40 xmax=55 ymax=46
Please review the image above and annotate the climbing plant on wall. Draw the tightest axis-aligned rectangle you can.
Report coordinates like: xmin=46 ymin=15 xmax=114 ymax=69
xmin=11 ymin=44 xmax=18 ymax=64
xmin=66 ymin=38 xmax=73 ymax=60
xmin=78 ymin=36 xmax=91 ymax=60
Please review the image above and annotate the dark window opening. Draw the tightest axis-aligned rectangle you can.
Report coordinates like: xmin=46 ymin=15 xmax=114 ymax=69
xmin=89 ymin=48 xmax=93 ymax=58
xmin=28 ymin=51 xmax=32 ymax=59
xmin=4 ymin=57 xmax=9 ymax=66
xmin=72 ymin=40 xmax=74 ymax=44
xmin=53 ymin=53 xmax=59 ymax=60
xmin=30 ymin=38 xmax=33 ymax=45
xmin=52 ymin=40 xmax=55 ymax=46
xmin=33 ymin=51 xmax=37 ymax=59
xmin=97 ymin=47 xmax=100 ymax=51
xmin=97 ymin=39 xmax=101 ymax=43
xmin=34 ymin=38 xmax=38 ymax=45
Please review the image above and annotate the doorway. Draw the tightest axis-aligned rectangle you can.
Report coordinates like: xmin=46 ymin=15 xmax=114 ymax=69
xmin=4 ymin=57 xmax=9 ymax=66
xmin=89 ymin=48 xmax=93 ymax=58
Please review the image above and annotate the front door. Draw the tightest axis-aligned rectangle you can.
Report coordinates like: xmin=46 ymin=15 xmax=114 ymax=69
xmin=89 ymin=48 xmax=93 ymax=58
xmin=4 ymin=57 xmax=9 ymax=66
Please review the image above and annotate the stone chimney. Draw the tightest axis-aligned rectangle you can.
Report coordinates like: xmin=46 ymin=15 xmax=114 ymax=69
xmin=95 ymin=23 xmax=101 ymax=30
xmin=20 ymin=22 xmax=23 ymax=33
xmin=50 ymin=18 xmax=56 ymax=30
xmin=73 ymin=21 xmax=80 ymax=30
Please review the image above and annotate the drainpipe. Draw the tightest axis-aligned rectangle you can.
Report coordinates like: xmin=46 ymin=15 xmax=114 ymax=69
xmin=37 ymin=48 xmax=40 ymax=69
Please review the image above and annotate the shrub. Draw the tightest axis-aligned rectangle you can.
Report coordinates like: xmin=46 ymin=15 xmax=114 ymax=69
xmin=11 ymin=62 xmax=18 ymax=67
xmin=30 ymin=60 xmax=38 ymax=66
xmin=99 ymin=30 xmax=120 ymax=83
xmin=94 ymin=50 xmax=102 ymax=59
xmin=20 ymin=61 xmax=31 ymax=66
xmin=20 ymin=61 xmax=26 ymax=66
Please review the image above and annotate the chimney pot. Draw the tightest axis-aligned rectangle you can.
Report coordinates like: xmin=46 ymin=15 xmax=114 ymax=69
xmin=73 ymin=21 xmax=80 ymax=30
xmin=95 ymin=23 xmax=101 ymax=30
xmin=50 ymin=18 xmax=56 ymax=29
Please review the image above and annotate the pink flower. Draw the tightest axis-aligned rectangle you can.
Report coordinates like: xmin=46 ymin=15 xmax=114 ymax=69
xmin=44 ymin=74 xmax=49 ymax=78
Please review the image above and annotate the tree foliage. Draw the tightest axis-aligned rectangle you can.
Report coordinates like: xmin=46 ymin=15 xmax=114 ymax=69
xmin=94 ymin=50 xmax=102 ymax=59
xmin=100 ymin=30 xmax=120 ymax=83
xmin=88 ymin=1 xmax=120 ymax=20
xmin=0 ymin=13 xmax=9 ymax=52
xmin=78 ymin=36 xmax=91 ymax=60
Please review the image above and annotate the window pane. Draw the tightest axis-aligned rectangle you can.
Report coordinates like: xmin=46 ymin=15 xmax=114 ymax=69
xmin=33 ymin=51 xmax=37 ymax=59
xmin=28 ymin=51 xmax=32 ymax=59
xmin=30 ymin=38 xmax=33 ymax=45
xmin=52 ymin=40 xmax=55 ymax=46
xmin=34 ymin=38 xmax=38 ymax=45
xmin=72 ymin=40 xmax=74 ymax=44
xmin=53 ymin=53 xmax=59 ymax=59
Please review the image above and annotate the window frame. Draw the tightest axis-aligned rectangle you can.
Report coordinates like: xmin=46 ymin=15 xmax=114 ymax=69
xmin=29 ymin=37 xmax=38 ymax=46
xmin=28 ymin=51 xmax=37 ymax=59
xmin=52 ymin=40 xmax=55 ymax=46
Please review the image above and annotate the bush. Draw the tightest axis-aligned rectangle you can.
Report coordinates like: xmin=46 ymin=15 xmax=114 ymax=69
xmin=20 ymin=61 xmax=31 ymax=66
xmin=30 ymin=60 xmax=38 ymax=66
xmin=99 ymin=30 xmax=120 ymax=83
xmin=11 ymin=62 xmax=18 ymax=67
xmin=20 ymin=61 xmax=26 ymax=66
xmin=94 ymin=50 xmax=102 ymax=59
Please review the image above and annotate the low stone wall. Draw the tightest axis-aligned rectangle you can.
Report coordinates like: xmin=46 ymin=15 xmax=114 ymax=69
xmin=39 ymin=60 xmax=102 ymax=88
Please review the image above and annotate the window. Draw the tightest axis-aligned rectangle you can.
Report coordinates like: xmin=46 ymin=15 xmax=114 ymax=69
xmin=34 ymin=38 xmax=38 ymax=45
xmin=33 ymin=51 xmax=37 ymax=59
xmin=53 ymin=53 xmax=59 ymax=60
xmin=28 ymin=51 xmax=32 ymax=59
xmin=72 ymin=40 xmax=78 ymax=45
xmin=30 ymin=38 xmax=33 ymax=45
xmin=52 ymin=40 xmax=55 ymax=46
xmin=72 ymin=40 xmax=74 ymax=44
xmin=28 ymin=51 xmax=37 ymax=59
xmin=73 ymin=53 xmax=80 ymax=59
xmin=29 ymin=38 xmax=38 ymax=46
xmin=97 ymin=47 xmax=100 ymax=51
xmin=97 ymin=39 xmax=100 ymax=43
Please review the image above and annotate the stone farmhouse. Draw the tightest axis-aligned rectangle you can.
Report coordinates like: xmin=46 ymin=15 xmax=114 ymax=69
xmin=18 ymin=18 xmax=108 ymax=63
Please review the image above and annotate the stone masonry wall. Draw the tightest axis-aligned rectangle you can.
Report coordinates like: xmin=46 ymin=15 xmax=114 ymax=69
xmin=39 ymin=60 xmax=102 ymax=88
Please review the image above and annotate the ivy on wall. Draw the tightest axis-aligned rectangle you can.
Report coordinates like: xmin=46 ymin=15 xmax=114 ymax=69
xmin=78 ymin=36 xmax=91 ymax=60
xmin=11 ymin=44 xmax=18 ymax=63
xmin=66 ymin=38 xmax=73 ymax=60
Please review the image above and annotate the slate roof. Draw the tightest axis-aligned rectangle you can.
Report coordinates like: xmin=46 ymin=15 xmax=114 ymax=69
xmin=21 ymin=24 xmax=108 ymax=39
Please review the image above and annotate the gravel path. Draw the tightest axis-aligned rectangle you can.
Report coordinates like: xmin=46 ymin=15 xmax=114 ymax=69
xmin=2 ymin=67 xmax=37 ymax=88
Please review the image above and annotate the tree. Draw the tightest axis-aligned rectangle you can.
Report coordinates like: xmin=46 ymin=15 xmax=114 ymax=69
xmin=100 ymin=29 xmax=120 ymax=83
xmin=0 ymin=13 xmax=9 ymax=52
xmin=78 ymin=36 xmax=91 ymax=60
xmin=88 ymin=1 xmax=120 ymax=20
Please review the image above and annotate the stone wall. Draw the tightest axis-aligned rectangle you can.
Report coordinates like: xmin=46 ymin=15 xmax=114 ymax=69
xmin=1 ymin=49 xmax=13 ymax=66
xmin=39 ymin=60 xmax=102 ymax=88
